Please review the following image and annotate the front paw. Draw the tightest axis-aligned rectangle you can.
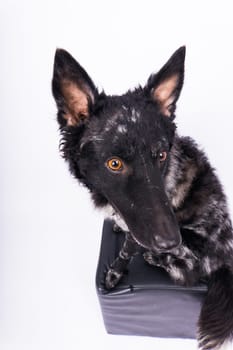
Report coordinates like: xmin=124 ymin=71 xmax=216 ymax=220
xmin=143 ymin=251 xmax=162 ymax=267
xmin=105 ymin=268 xmax=123 ymax=289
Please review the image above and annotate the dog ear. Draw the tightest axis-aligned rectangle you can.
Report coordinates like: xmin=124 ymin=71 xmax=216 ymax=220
xmin=52 ymin=49 xmax=98 ymax=127
xmin=146 ymin=46 xmax=185 ymax=118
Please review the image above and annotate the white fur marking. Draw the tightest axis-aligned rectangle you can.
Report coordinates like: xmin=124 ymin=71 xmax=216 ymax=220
xmin=167 ymin=265 xmax=184 ymax=282
xmin=131 ymin=108 xmax=140 ymax=123
xmin=104 ymin=113 xmax=123 ymax=132
xmin=226 ymin=238 xmax=233 ymax=252
xmin=117 ymin=124 xmax=128 ymax=133
xmin=101 ymin=204 xmax=129 ymax=231
xmin=202 ymin=256 xmax=212 ymax=275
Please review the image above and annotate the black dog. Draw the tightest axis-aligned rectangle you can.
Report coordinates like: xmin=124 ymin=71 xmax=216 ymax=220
xmin=52 ymin=47 xmax=233 ymax=350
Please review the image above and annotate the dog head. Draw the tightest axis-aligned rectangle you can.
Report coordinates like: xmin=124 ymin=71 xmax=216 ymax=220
xmin=52 ymin=47 xmax=185 ymax=252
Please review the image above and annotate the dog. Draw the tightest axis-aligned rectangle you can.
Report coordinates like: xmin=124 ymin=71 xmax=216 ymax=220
xmin=52 ymin=46 xmax=233 ymax=350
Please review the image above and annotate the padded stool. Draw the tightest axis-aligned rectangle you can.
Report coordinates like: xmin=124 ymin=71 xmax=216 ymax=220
xmin=96 ymin=219 xmax=207 ymax=339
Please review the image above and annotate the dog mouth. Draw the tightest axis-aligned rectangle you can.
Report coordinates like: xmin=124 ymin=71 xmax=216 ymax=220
xmin=128 ymin=232 xmax=151 ymax=250
xmin=129 ymin=230 xmax=182 ymax=253
xmin=108 ymin=198 xmax=181 ymax=253
xmin=112 ymin=208 xmax=181 ymax=253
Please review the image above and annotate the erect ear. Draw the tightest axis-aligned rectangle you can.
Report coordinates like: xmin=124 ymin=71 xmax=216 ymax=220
xmin=146 ymin=46 xmax=186 ymax=118
xmin=52 ymin=49 xmax=98 ymax=127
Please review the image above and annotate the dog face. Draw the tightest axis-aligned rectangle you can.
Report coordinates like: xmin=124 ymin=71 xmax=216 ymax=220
xmin=52 ymin=47 xmax=185 ymax=252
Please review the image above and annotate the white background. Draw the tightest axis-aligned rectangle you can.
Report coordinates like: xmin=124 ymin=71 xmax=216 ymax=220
xmin=1 ymin=1 xmax=233 ymax=349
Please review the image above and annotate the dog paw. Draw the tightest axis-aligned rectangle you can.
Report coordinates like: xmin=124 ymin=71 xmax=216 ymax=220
xmin=143 ymin=251 xmax=162 ymax=267
xmin=105 ymin=268 xmax=123 ymax=289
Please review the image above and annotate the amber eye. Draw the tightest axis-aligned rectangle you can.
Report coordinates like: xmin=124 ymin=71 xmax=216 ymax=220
xmin=159 ymin=151 xmax=167 ymax=162
xmin=107 ymin=158 xmax=123 ymax=171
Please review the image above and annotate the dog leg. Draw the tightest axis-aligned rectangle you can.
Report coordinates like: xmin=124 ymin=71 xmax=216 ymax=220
xmin=105 ymin=233 xmax=141 ymax=289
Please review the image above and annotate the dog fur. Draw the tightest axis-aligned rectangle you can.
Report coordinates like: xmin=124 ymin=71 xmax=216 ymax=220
xmin=52 ymin=47 xmax=233 ymax=350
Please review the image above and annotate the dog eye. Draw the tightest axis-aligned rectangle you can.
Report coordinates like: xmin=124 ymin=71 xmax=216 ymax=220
xmin=106 ymin=158 xmax=123 ymax=172
xmin=159 ymin=151 xmax=167 ymax=162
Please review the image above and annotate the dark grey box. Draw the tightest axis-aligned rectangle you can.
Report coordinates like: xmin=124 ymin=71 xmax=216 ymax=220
xmin=96 ymin=220 xmax=207 ymax=339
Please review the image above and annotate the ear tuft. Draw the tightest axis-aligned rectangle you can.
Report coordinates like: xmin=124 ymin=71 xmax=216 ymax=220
xmin=52 ymin=49 xmax=97 ymax=127
xmin=147 ymin=46 xmax=186 ymax=118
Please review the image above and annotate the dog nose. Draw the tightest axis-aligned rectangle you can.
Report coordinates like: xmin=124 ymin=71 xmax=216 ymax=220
xmin=153 ymin=235 xmax=181 ymax=252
